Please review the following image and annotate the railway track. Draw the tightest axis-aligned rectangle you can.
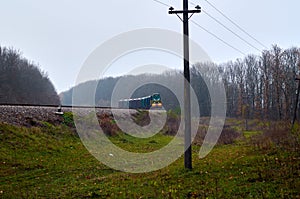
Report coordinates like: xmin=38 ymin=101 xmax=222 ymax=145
xmin=0 ymin=104 xmax=120 ymax=127
xmin=0 ymin=104 xmax=164 ymax=127
xmin=0 ymin=103 xmax=119 ymax=109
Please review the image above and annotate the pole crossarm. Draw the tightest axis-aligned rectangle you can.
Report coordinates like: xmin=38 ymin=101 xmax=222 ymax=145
xmin=169 ymin=9 xmax=201 ymax=14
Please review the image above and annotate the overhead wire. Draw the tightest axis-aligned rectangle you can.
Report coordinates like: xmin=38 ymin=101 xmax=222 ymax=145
xmin=152 ymin=0 xmax=171 ymax=8
xmin=190 ymin=20 xmax=246 ymax=56
xmin=152 ymin=0 xmax=247 ymax=56
xmin=200 ymin=0 xmax=268 ymax=49
xmin=189 ymin=1 xmax=262 ymax=52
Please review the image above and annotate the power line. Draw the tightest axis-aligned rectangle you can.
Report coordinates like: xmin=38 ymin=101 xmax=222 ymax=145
xmin=189 ymin=1 xmax=262 ymax=52
xmin=200 ymin=10 xmax=262 ymax=52
xmin=200 ymin=0 xmax=268 ymax=49
xmin=191 ymin=20 xmax=246 ymax=56
xmin=151 ymin=0 xmax=246 ymax=56
xmin=152 ymin=0 xmax=170 ymax=7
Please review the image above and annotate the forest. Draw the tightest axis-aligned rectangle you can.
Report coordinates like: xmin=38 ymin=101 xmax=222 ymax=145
xmin=61 ymin=45 xmax=300 ymax=121
xmin=220 ymin=45 xmax=300 ymax=120
xmin=0 ymin=46 xmax=60 ymax=105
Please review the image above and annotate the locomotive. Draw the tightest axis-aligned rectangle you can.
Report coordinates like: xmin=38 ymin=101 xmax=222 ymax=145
xmin=118 ymin=93 xmax=162 ymax=109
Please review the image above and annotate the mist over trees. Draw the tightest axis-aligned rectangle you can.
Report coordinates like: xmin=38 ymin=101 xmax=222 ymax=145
xmin=0 ymin=46 xmax=60 ymax=105
xmin=61 ymin=45 xmax=300 ymax=121
xmin=61 ymin=75 xmax=182 ymax=110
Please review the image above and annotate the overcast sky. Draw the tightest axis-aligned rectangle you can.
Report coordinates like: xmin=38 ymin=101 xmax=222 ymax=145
xmin=1 ymin=0 xmax=299 ymax=92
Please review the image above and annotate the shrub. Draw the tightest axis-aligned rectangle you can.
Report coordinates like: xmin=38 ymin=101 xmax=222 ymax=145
xmin=193 ymin=125 xmax=241 ymax=146
xmin=97 ymin=113 xmax=120 ymax=136
xmin=251 ymin=121 xmax=300 ymax=152
xmin=131 ymin=110 xmax=150 ymax=127
xmin=62 ymin=112 xmax=75 ymax=127
xmin=161 ymin=110 xmax=180 ymax=136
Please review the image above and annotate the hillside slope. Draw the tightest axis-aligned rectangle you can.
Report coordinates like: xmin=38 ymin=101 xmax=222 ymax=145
xmin=0 ymin=46 xmax=60 ymax=105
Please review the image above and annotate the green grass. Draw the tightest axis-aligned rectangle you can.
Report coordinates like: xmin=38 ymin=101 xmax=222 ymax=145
xmin=243 ymin=131 xmax=262 ymax=139
xmin=109 ymin=132 xmax=177 ymax=153
xmin=0 ymin=122 xmax=299 ymax=198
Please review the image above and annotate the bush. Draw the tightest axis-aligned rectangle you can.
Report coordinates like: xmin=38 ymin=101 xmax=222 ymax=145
xmin=97 ymin=113 xmax=120 ymax=136
xmin=161 ymin=110 xmax=180 ymax=136
xmin=131 ymin=110 xmax=150 ymax=127
xmin=62 ymin=112 xmax=75 ymax=127
xmin=251 ymin=122 xmax=300 ymax=152
xmin=194 ymin=125 xmax=241 ymax=146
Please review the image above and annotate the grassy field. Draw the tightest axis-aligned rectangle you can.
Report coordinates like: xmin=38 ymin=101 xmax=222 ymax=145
xmin=0 ymin=116 xmax=299 ymax=198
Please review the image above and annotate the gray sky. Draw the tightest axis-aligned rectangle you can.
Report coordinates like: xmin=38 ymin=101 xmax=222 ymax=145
xmin=1 ymin=0 xmax=299 ymax=92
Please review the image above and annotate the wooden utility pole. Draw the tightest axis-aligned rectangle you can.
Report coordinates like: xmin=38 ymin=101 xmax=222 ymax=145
xmin=169 ymin=1 xmax=201 ymax=170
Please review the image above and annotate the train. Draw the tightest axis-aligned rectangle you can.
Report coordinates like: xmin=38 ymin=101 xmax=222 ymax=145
xmin=118 ymin=93 xmax=162 ymax=109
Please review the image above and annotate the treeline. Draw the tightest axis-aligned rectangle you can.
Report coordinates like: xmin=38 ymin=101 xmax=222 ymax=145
xmin=61 ymin=45 xmax=300 ymax=121
xmin=61 ymin=68 xmax=218 ymax=116
xmin=0 ymin=46 xmax=60 ymax=105
xmin=220 ymin=45 xmax=300 ymax=120
xmin=61 ymin=75 xmax=182 ymax=111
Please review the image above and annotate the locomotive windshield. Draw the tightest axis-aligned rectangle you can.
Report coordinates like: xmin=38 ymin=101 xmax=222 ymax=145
xmin=152 ymin=93 xmax=161 ymax=102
